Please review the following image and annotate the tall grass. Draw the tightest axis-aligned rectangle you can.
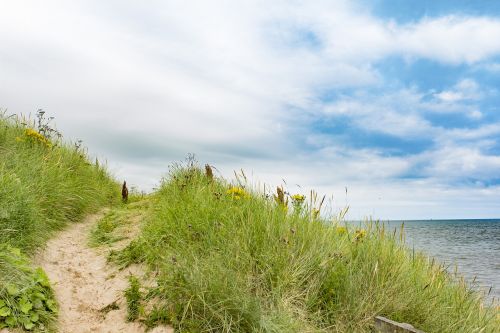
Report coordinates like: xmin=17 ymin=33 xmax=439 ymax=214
xmin=0 ymin=111 xmax=118 ymax=331
xmin=114 ymin=162 xmax=499 ymax=332
xmin=0 ymin=112 xmax=118 ymax=252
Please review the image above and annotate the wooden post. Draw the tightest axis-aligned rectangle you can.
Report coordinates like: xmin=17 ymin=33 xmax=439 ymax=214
xmin=373 ymin=316 xmax=425 ymax=333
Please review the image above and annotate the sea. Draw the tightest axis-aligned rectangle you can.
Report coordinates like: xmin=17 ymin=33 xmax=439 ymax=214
xmin=377 ymin=219 xmax=500 ymax=304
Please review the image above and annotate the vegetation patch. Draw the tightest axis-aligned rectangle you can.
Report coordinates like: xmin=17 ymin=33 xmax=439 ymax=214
xmin=0 ymin=245 xmax=57 ymax=331
xmin=0 ymin=110 xmax=119 ymax=331
xmin=90 ymin=210 xmax=125 ymax=246
xmin=0 ymin=110 xmax=118 ymax=252
xmin=112 ymin=160 xmax=499 ymax=333
xmin=125 ymin=275 xmax=142 ymax=322
xmin=90 ymin=198 xmax=148 ymax=247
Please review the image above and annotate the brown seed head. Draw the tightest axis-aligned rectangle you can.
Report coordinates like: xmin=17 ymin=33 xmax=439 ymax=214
xmin=205 ymin=164 xmax=214 ymax=181
xmin=121 ymin=181 xmax=129 ymax=202
xmin=275 ymin=186 xmax=286 ymax=206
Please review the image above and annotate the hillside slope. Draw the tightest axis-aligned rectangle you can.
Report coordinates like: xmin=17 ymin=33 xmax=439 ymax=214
xmin=0 ymin=111 xmax=118 ymax=331
xmin=99 ymin=162 xmax=499 ymax=333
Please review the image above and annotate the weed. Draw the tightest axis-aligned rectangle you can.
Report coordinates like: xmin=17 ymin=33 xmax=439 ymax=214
xmin=125 ymin=275 xmax=142 ymax=322
xmin=205 ymin=164 xmax=214 ymax=182
xmin=108 ymin=239 xmax=145 ymax=268
xmin=89 ymin=211 xmax=122 ymax=246
xmin=0 ymin=245 xmax=57 ymax=331
xmin=34 ymin=109 xmax=61 ymax=142
xmin=99 ymin=301 xmax=119 ymax=314
xmin=143 ymin=307 xmax=172 ymax=329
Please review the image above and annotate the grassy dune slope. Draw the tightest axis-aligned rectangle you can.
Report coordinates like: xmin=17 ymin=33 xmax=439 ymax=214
xmin=0 ymin=112 xmax=118 ymax=331
xmin=109 ymin=162 xmax=499 ymax=333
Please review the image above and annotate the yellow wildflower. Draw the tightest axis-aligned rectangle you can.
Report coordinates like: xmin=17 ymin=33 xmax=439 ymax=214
xmin=290 ymin=194 xmax=304 ymax=214
xmin=354 ymin=229 xmax=367 ymax=241
xmin=227 ymin=186 xmax=248 ymax=200
xmin=336 ymin=226 xmax=347 ymax=235
xmin=24 ymin=128 xmax=52 ymax=147
xmin=291 ymin=194 xmax=305 ymax=203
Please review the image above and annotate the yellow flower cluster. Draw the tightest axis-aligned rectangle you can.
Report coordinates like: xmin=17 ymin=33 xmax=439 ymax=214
xmin=354 ymin=229 xmax=367 ymax=240
xmin=18 ymin=128 xmax=52 ymax=148
xmin=336 ymin=226 xmax=347 ymax=235
xmin=226 ymin=186 xmax=249 ymax=200
xmin=291 ymin=194 xmax=305 ymax=203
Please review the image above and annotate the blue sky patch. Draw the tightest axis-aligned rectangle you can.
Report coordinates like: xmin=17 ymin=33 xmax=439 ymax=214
xmin=366 ymin=0 xmax=500 ymax=23
xmin=375 ymin=57 xmax=469 ymax=91
xmin=309 ymin=117 xmax=434 ymax=156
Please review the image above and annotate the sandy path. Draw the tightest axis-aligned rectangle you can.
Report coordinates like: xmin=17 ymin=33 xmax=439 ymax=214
xmin=35 ymin=212 xmax=172 ymax=333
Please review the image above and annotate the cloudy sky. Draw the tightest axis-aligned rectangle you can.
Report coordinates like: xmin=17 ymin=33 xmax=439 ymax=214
xmin=2 ymin=1 xmax=500 ymax=220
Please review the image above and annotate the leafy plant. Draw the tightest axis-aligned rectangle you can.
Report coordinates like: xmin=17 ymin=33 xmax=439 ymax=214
xmin=34 ymin=109 xmax=61 ymax=142
xmin=0 ymin=245 xmax=57 ymax=331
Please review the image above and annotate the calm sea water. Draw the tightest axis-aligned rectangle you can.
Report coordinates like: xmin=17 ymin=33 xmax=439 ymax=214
xmin=380 ymin=219 xmax=500 ymax=303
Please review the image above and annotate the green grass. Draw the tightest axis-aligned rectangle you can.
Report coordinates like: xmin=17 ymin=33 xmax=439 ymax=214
xmin=0 ymin=113 xmax=118 ymax=252
xmin=2 ymin=109 xmax=498 ymax=332
xmin=0 ymin=112 xmax=119 ymax=331
xmin=125 ymin=275 xmax=142 ymax=322
xmin=112 ymin=162 xmax=499 ymax=332
xmin=89 ymin=209 xmax=127 ymax=246
xmin=89 ymin=197 xmax=149 ymax=247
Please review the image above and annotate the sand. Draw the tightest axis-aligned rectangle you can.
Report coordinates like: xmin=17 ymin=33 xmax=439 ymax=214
xmin=33 ymin=212 xmax=173 ymax=333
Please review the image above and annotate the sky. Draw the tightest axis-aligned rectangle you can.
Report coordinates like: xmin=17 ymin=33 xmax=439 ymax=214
xmin=1 ymin=0 xmax=500 ymax=220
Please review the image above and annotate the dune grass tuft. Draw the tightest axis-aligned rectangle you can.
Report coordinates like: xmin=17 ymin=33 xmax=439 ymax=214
xmin=0 ymin=112 xmax=118 ymax=252
xmin=112 ymin=160 xmax=499 ymax=332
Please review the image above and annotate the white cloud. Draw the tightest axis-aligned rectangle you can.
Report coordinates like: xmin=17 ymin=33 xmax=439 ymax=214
xmin=419 ymin=144 xmax=500 ymax=181
xmin=214 ymin=152 xmax=500 ymax=220
xmin=441 ymin=123 xmax=500 ymax=141
xmin=434 ymin=79 xmax=482 ymax=102
xmin=475 ymin=62 xmax=500 ymax=72
xmin=320 ymin=88 xmax=435 ymax=138
xmin=1 ymin=1 xmax=500 ymax=218
xmin=318 ymin=77 xmax=493 ymax=139
xmin=396 ymin=16 xmax=500 ymax=64
xmin=427 ymin=79 xmax=486 ymax=118
xmin=264 ymin=7 xmax=500 ymax=64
